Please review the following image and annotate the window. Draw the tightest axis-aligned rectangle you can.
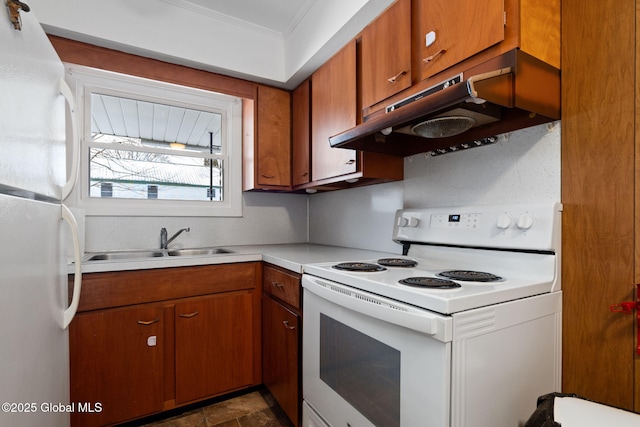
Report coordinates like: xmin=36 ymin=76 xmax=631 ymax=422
xmin=65 ymin=64 xmax=243 ymax=217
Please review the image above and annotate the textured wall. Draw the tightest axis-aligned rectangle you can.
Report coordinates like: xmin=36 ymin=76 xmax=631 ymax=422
xmin=309 ymin=122 xmax=561 ymax=252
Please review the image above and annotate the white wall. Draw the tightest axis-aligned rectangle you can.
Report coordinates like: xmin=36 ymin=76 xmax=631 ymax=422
xmin=28 ymin=0 xmax=392 ymax=88
xmin=84 ymin=191 xmax=308 ymax=252
xmin=309 ymin=122 xmax=561 ymax=252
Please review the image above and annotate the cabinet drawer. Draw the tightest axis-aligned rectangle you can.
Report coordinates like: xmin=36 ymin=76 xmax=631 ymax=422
xmin=72 ymin=262 xmax=260 ymax=312
xmin=263 ymin=264 xmax=301 ymax=310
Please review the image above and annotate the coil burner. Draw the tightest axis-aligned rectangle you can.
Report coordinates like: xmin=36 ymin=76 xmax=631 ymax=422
xmin=399 ymin=277 xmax=462 ymax=289
xmin=437 ymin=270 xmax=502 ymax=282
xmin=332 ymin=262 xmax=387 ymax=272
xmin=377 ymin=258 xmax=418 ymax=268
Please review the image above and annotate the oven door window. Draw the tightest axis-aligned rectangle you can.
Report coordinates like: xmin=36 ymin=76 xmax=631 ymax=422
xmin=320 ymin=314 xmax=400 ymax=427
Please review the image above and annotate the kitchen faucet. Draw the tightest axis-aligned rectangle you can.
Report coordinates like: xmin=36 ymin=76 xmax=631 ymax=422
xmin=160 ymin=227 xmax=190 ymax=249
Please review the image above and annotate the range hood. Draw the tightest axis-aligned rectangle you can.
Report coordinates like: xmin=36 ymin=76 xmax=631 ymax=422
xmin=329 ymin=50 xmax=560 ymax=157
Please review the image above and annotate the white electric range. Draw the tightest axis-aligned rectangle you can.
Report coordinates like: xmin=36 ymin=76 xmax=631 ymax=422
xmin=301 ymin=203 xmax=562 ymax=427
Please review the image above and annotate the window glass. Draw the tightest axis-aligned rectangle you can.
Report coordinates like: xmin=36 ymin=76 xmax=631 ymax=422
xmin=65 ymin=64 xmax=243 ymax=217
xmin=320 ymin=314 xmax=401 ymax=427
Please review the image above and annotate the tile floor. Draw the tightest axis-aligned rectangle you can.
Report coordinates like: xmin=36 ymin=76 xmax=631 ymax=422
xmin=137 ymin=388 xmax=294 ymax=427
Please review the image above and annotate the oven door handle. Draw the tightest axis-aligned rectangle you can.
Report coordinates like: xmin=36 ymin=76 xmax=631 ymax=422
xmin=302 ymin=275 xmax=451 ymax=341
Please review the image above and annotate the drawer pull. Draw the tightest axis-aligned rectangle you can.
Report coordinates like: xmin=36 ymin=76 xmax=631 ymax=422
xmin=282 ymin=320 xmax=296 ymax=330
xmin=137 ymin=318 xmax=160 ymax=326
xmin=423 ymin=48 xmax=446 ymax=63
xmin=271 ymin=281 xmax=285 ymax=289
xmin=261 ymin=174 xmax=275 ymax=179
xmin=179 ymin=311 xmax=200 ymax=318
xmin=344 ymin=159 xmax=356 ymax=165
xmin=387 ymin=70 xmax=407 ymax=83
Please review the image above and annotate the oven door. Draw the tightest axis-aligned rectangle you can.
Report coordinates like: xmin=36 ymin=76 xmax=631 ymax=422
xmin=302 ymin=274 xmax=453 ymax=427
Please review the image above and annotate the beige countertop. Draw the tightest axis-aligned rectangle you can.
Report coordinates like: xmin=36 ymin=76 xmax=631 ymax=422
xmin=72 ymin=243 xmax=400 ymax=275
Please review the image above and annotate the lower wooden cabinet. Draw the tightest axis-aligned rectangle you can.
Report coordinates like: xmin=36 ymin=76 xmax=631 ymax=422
xmin=263 ymin=296 xmax=300 ymax=425
xmin=175 ymin=292 xmax=255 ymax=404
xmin=70 ymin=305 xmax=165 ymax=427
xmin=262 ymin=264 xmax=302 ymax=426
xmin=69 ymin=263 xmax=262 ymax=427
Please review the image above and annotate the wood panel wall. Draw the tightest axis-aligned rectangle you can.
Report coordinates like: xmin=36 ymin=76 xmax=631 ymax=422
xmin=48 ymin=36 xmax=257 ymax=99
xmin=561 ymin=0 xmax=636 ymax=410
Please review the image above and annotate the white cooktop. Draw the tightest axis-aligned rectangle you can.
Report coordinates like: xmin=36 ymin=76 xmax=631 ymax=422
xmin=303 ymin=203 xmax=562 ymax=314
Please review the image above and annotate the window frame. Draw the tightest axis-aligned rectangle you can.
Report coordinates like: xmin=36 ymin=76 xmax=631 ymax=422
xmin=65 ymin=63 xmax=243 ymax=217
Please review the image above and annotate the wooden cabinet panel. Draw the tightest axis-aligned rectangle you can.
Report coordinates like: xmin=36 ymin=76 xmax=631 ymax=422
xmin=416 ymin=0 xmax=505 ymax=81
xmin=175 ymin=292 xmax=255 ymax=404
xmin=361 ymin=0 xmax=412 ymax=108
xmin=263 ymin=295 xmax=300 ymax=427
xmin=70 ymin=305 xmax=164 ymax=427
xmin=72 ymin=263 xmax=258 ymax=312
xmin=263 ymin=264 xmax=301 ymax=310
xmin=256 ymin=85 xmax=291 ymax=187
xmin=311 ymin=41 xmax=358 ymax=182
xmin=292 ymin=79 xmax=311 ymax=186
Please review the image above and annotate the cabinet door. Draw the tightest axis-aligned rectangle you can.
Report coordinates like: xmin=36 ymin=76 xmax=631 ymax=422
xmin=257 ymin=85 xmax=291 ymax=187
xmin=311 ymin=41 xmax=358 ymax=182
xmin=292 ymin=79 xmax=311 ymax=186
xmin=263 ymin=295 xmax=300 ymax=426
xmin=70 ymin=306 xmax=164 ymax=427
xmin=175 ymin=292 xmax=254 ymax=404
xmin=361 ymin=0 xmax=412 ymax=109
xmin=417 ymin=0 xmax=504 ymax=80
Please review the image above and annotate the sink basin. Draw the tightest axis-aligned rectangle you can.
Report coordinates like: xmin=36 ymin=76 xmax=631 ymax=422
xmin=167 ymin=248 xmax=233 ymax=257
xmin=86 ymin=250 xmax=165 ymax=261
xmin=84 ymin=247 xmax=234 ymax=262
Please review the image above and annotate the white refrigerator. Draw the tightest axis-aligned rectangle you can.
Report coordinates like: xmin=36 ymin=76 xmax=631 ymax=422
xmin=0 ymin=5 xmax=81 ymax=427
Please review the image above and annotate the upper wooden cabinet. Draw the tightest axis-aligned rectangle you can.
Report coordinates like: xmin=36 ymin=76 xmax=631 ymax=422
xmin=292 ymin=79 xmax=311 ymax=187
xmin=305 ymin=41 xmax=403 ymax=189
xmin=413 ymin=0 xmax=560 ymax=84
xmin=361 ymin=0 xmax=412 ymax=109
xmin=415 ymin=0 xmax=505 ymax=81
xmin=311 ymin=40 xmax=358 ymax=182
xmin=245 ymin=85 xmax=292 ymax=191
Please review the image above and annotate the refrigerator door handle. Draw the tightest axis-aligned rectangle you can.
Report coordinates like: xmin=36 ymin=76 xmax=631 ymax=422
xmin=61 ymin=204 xmax=81 ymax=329
xmin=59 ymin=78 xmax=79 ymax=201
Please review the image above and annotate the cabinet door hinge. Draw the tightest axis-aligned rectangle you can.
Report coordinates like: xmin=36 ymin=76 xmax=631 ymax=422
xmin=503 ymin=11 xmax=507 ymax=26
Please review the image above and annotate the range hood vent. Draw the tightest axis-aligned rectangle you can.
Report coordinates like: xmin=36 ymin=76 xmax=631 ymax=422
xmin=329 ymin=50 xmax=560 ymax=157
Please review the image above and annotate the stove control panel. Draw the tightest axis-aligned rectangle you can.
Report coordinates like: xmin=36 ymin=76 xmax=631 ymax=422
xmin=430 ymin=212 xmax=481 ymax=229
xmin=393 ymin=203 xmax=562 ymax=251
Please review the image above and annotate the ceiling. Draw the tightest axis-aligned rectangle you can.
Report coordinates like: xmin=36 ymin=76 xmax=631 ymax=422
xmin=31 ymin=0 xmax=394 ymax=87
xmin=180 ymin=0 xmax=317 ymax=35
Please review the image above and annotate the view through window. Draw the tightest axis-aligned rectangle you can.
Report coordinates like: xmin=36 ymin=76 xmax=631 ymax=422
xmin=89 ymin=94 xmax=224 ymax=202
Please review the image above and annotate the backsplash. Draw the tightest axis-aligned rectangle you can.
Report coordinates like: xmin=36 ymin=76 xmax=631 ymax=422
xmin=309 ymin=122 xmax=561 ymax=252
xmin=83 ymin=191 xmax=308 ymax=252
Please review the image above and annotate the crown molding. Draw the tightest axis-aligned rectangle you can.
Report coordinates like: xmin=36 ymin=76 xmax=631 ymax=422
xmin=160 ymin=0 xmax=285 ymax=40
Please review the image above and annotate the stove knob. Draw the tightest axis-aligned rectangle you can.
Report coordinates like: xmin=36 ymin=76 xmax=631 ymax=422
xmin=517 ymin=214 xmax=534 ymax=230
xmin=496 ymin=214 xmax=512 ymax=229
xmin=408 ymin=217 xmax=420 ymax=227
xmin=397 ymin=217 xmax=409 ymax=227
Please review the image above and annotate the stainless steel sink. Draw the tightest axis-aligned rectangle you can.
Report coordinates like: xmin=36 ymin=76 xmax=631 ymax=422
xmin=167 ymin=248 xmax=233 ymax=257
xmin=86 ymin=250 xmax=165 ymax=261
xmin=84 ymin=247 xmax=234 ymax=261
